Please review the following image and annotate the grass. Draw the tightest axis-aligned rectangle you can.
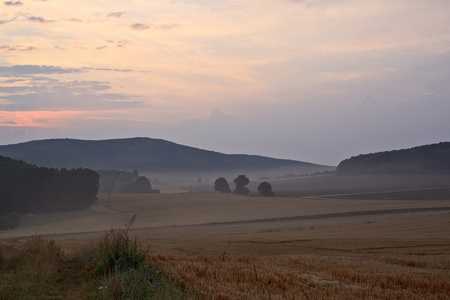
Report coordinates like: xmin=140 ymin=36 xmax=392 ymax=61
xmin=0 ymin=214 xmax=193 ymax=299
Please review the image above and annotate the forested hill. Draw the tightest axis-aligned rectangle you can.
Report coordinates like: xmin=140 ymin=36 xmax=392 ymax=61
xmin=336 ymin=142 xmax=450 ymax=175
xmin=0 ymin=138 xmax=334 ymax=176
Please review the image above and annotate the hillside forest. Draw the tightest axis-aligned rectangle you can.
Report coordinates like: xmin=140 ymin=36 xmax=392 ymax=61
xmin=0 ymin=155 xmax=99 ymax=215
xmin=337 ymin=142 xmax=450 ymax=175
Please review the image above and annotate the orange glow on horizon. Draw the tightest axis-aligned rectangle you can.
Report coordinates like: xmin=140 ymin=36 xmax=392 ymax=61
xmin=0 ymin=111 xmax=86 ymax=128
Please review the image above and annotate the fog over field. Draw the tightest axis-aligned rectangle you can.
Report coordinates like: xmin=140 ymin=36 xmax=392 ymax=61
xmin=2 ymin=174 xmax=449 ymax=240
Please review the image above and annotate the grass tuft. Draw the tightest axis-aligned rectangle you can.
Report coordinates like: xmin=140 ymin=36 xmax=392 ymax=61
xmin=0 ymin=214 xmax=193 ymax=299
xmin=84 ymin=213 xmax=162 ymax=299
xmin=88 ymin=214 xmax=147 ymax=276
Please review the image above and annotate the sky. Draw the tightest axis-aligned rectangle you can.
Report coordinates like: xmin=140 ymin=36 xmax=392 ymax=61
xmin=1 ymin=0 xmax=449 ymax=166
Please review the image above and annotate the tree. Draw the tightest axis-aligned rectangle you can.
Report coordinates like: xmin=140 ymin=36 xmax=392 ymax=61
xmin=0 ymin=216 xmax=7 ymax=230
xmin=0 ymin=212 xmax=22 ymax=231
xmin=5 ymin=212 xmax=21 ymax=229
xmin=135 ymin=176 xmax=152 ymax=193
xmin=258 ymin=182 xmax=274 ymax=197
xmin=122 ymin=176 xmax=153 ymax=194
xmin=233 ymin=175 xmax=250 ymax=195
xmin=214 ymin=177 xmax=231 ymax=193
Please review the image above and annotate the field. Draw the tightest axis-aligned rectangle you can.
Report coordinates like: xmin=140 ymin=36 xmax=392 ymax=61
xmin=1 ymin=174 xmax=450 ymax=299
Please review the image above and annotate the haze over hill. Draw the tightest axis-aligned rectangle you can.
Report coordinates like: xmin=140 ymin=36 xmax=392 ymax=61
xmin=0 ymin=138 xmax=334 ymax=180
xmin=337 ymin=142 xmax=450 ymax=175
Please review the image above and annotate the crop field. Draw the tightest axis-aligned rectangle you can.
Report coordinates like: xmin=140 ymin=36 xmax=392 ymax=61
xmin=1 ymin=174 xmax=450 ymax=299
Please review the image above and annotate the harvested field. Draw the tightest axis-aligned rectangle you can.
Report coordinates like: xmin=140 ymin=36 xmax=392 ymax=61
xmin=1 ymin=174 xmax=450 ymax=299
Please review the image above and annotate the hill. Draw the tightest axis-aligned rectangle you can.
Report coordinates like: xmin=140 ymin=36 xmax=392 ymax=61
xmin=0 ymin=138 xmax=334 ymax=179
xmin=336 ymin=142 xmax=450 ymax=175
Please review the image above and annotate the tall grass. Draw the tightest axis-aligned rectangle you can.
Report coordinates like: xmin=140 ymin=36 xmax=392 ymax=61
xmin=0 ymin=236 xmax=65 ymax=298
xmin=84 ymin=213 xmax=164 ymax=299
xmin=0 ymin=214 xmax=193 ymax=299
xmin=88 ymin=214 xmax=147 ymax=276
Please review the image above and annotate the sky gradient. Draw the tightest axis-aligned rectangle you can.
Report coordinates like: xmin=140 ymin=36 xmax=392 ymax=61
xmin=1 ymin=0 xmax=449 ymax=166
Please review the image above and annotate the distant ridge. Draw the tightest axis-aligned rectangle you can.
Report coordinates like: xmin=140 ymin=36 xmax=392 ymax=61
xmin=337 ymin=142 xmax=450 ymax=175
xmin=0 ymin=138 xmax=334 ymax=177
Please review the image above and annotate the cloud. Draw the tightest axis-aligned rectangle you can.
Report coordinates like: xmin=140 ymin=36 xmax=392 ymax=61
xmin=108 ymin=12 xmax=126 ymax=18
xmin=285 ymin=0 xmax=312 ymax=8
xmin=66 ymin=18 xmax=82 ymax=23
xmin=0 ymin=18 xmax=16 ymax=25
xmin=28 ymin=16 xmax=54 ymax=23
xmin=0 ymin=66 xmax=144 ymax=112
xmin=82 ymin=67 xmax=132 ymax=72
xmin=1 ymin=78 xmax=26 ymax=84
xmin=1 ymin=79 xmax=142 ymax=111
xmin=0 ymin=45 xmax=36 ymax=52
xmin=0 ymin=65 xmax=83 ymax=76
xmin=2 ymin=92 xmax=143 ymax=111
xmin=1 ymin=121 xmax=18 ymax=125
xmin=131 ymin=23 xmax=150 ymax=30
xmin=95 ymin=45 xmax=108 ymax=50
xmin=157 ymin=23 xmax=180 ymax=30
xmin=4 ymin=1 xmax=23 ymax=6
xmin=106 ymin=39 xmax=128 ymax=48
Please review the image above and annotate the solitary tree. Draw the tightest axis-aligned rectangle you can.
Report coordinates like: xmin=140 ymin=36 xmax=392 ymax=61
xmin=258 ymin=181 xmax=274 ymax=197
xmin=214 ymin=177 xmax=231 ymax=193
xmin=135 ymin=176 xmax=152 ymax=193
xmin=233 ymin=175 xmax=250 ymax=195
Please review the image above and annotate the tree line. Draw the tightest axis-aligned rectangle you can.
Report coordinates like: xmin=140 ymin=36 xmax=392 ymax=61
xmin=0 ymin=155 xmax=99 ymax=215
xmin=98 ymin=170 xmax=160 ymax=194
xmin=214 ymin=175 xmax=274 ymax=197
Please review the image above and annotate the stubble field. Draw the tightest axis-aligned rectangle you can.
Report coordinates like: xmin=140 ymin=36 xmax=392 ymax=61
xmin=1 ymin=174 xmax=450 ymax=299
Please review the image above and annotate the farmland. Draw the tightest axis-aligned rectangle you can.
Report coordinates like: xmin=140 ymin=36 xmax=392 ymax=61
xmin=1 ymin=174 xmax=450 ymax=299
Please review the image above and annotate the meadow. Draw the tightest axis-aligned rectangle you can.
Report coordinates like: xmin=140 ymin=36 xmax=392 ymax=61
xmin=1 ymin=174 xmax=450 ymax=299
